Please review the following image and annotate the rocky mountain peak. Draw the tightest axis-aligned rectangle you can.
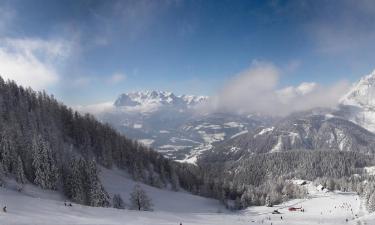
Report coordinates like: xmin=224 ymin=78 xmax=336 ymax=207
xmin=340 ymin=70 xmax=375 ymax=109
xmin=113 ymin=91 xmax=208 ymax=113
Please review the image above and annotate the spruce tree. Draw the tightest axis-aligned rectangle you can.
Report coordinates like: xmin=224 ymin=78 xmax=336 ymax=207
xmin=62 ymin=158 xmax=86 ymax=204
xmin=15 ymin=156 xmax=26 ymax=183
xmin=85 ymin=161 xmax=110 ymax=207
xmin=368 ymin=192 xmax=375 ymax=212
xmin=32 ymin=135 xmax=58 ymax=189
xmin=0 ymin=133 xmax=12 ymax=173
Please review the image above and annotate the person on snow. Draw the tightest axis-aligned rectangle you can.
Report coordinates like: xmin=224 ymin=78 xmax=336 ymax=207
xmin=3 ymin=206 xmax=6 ymax=213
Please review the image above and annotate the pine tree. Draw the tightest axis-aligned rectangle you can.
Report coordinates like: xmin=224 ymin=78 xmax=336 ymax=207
xmin=0 ymin=133 xmax=12 ymax=173
xmin=265 ymin=195 xmax=272 ymax=207
xmin=170 ymin=170 xmax=180 ymax=191
xmin=129 ymin=184 xmax=153 ymax=211
xmin=62 ymin=158 xmax=86 ymax=204
xmin=368 ymin=192 xmax=375 ymax=212
xmin=32 ymin=135 xmax=58 ymax=189
xmin=85 ymin=161 xmax=110 ymax=207
xmin=15 ymin=156 xmax=26 ymax=183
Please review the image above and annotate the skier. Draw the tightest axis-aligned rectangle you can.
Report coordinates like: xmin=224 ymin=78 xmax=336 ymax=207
xmin=3 ymin=206 xmax=6 ymax=213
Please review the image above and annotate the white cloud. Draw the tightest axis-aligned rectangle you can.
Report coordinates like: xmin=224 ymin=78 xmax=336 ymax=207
xmin=74 ymin=101 xmax=115 ymax=115
xmin=0 ymin=38 xmax=71 ymax=90
xmin=296 ymin=82 xmax=316 ymax=94
xmin=201 ymin=62 xmax=350 ymax=116
xmin=108 ymin=73 xmax=126 ymax=85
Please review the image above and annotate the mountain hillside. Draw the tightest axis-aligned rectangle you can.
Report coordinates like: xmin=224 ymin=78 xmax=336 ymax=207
xmin=201 ymin=113 xmax=375 ymax=162
xmin=0 ymin=79 xmax=189 ymax=207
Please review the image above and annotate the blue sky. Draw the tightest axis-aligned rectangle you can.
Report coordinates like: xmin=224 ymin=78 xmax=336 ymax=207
xmin=0 ymin=0 xmax=375 ymax=106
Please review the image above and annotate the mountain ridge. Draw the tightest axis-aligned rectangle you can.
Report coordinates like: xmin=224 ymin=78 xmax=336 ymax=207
xmin=113 ymin=90 xmax=208 ymax=113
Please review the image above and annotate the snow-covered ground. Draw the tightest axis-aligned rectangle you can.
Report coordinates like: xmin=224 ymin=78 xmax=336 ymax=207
xmin=242 ymin=181 xmax=368 ymax=225
xmin=138 ymin=139 xmax=155 ymax=147
xmin=0 ymin=174 xmax=373 ymax=225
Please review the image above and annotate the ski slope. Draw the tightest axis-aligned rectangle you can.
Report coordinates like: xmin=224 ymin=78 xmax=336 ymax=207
xmin=0 ymin=174 xmax=372 ymax=225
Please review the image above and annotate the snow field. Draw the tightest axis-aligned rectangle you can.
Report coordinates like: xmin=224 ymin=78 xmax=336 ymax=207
xmin=0 ymin=173 xmax=370 ymax=225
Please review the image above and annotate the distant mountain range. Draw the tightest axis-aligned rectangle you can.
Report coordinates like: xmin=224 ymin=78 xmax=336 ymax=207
xmin=89 ymin=70 xmax=375 ymax=164
xmin=114 ymin=91 xmax=207 ymax=113
xmin=201 ymin=112 xmax=375 ymax=163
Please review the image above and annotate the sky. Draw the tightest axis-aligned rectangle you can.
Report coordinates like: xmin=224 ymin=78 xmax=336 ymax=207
xmin=0 ymin=0 xmax=375 ymax=108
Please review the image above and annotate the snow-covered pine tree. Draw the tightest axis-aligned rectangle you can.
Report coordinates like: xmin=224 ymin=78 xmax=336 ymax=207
xmin=85 ymin=160 xmax=110 ymax=207
xmin=129 ymin=184 xmax=153 ymax=211
xmin=362 ymin=184 xmax=373 ymax=206
xmin=62 ymin=158 xmax=86 ymax=204
xmin=32 ymin=135 xmax=58 ymax=189
xmin=368 ymin=192 xmax=375 ymax=212
xmin=0 ymin=132 xmax=13 ymax=173
xmin=15 ymin=155 xmax=26 ymax=183
xmin=170 ymin=170 xmax=180 ymax=191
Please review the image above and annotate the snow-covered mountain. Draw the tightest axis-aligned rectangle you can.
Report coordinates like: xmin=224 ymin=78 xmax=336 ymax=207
xmin=113 ymin=91 xmax=207 ymax=113
xmin=339 ymin=70 xmax=375 ymax=132
xmin=201 ymin=112 xmax=375 ymax=163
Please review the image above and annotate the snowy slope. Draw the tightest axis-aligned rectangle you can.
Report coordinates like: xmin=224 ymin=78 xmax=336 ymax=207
xmin=0 ymin=177 xmax=370 ymax=225
xmin=99 ymin=167 xmax=225 ymax=213
xmin=242 ymin=181 xmax=367 ymax=225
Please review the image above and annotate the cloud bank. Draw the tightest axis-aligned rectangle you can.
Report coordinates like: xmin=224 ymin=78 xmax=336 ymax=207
xmin=74 ymin=101 xmax=115 ymax=115
xmin=0 ymin=37 xmax=71 ymax=90
xmin=202 ymin=62 xmax=350 ymax=116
